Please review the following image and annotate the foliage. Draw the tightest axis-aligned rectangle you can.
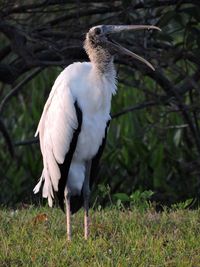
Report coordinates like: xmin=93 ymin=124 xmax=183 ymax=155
xmin=0 ymin=206 xmax=200 ymax=266
xmin=0 ymin=1 xmax=200 ymax=207
xmin=113 ymin=190 xmax=154 ymax=210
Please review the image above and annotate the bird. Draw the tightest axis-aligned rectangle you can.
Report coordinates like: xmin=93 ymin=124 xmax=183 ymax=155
xmin=33 ymin=24 xmax=161 ymax=241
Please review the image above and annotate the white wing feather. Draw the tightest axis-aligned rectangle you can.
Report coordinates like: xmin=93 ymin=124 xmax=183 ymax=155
xmin=33 ymin=68 xmax=78 ymax=206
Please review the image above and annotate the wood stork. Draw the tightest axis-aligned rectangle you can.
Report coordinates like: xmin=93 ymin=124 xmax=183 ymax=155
xmin=33 ymin=24 xmax=160 ymax=240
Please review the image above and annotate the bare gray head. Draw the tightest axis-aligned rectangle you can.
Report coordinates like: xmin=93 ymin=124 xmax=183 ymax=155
xmin=84 ymin=24 xmax=161 ymax=73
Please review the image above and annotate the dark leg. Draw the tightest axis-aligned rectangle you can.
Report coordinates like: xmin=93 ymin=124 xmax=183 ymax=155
xmin=83 ymin=160 xmax=91 ymax=240
xmin=64 ymin=189 xmax=71 ymax=241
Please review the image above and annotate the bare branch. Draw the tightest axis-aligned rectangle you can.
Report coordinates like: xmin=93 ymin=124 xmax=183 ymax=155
xmin=0 ymin=118 xmax=14 ymax=156
xmin=14 ymin=137 xmax=39 ymax=147
xmin=0 ymin=68 xmax=43 ymax=114
xmin=112 ymin=100 xmax=160 ymax=119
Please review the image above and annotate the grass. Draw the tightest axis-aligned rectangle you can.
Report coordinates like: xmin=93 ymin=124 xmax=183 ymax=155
xmin=0 ymin=205 xmax=200 ymax=267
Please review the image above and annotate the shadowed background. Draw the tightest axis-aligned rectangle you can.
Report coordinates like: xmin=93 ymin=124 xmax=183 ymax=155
xmin=0 ymin=0 xmax=200 ymax=208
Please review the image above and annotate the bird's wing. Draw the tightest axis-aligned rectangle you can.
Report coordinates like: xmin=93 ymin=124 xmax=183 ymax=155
xmin=33 ymin=69 xmax=82 ymax=207
xmin=70 ymin=120 xmax=110 ymax=214
xmin=89 ymin=120 xmax=110 ymax=187
xmin=57 ymin=101 xmax=82 ymax=212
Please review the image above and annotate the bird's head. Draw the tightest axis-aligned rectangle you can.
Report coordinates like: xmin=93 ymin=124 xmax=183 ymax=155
xmin=84 ymin=25 xmax=161 ymax=71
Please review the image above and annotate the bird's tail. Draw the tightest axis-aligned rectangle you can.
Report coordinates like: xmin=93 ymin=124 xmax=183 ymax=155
xmin=33 ymin=170 xmax=54 ymax=207
xmin=33 ymin=173 xmax=44 ymax=194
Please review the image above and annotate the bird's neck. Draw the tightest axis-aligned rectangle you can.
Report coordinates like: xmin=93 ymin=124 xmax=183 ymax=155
xmin=93 ymin=55 xmax=115 ymax=80
xmin=84 ymin=41 xmax=116 ymax=79
xmin=92 ymin=55 xmax=117 ymax=96
xmin=91 ymin=50 xmax=114 ymax=72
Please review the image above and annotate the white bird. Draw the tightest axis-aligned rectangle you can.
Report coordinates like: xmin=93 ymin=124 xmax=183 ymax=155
xmin=33 ymin=24 xmax=160 ymax=240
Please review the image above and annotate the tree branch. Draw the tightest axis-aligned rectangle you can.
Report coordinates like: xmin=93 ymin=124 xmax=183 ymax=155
xmin=0 ymin=118 xmax=14 ymax=156
xmin=14 ymin=137 xmax=39 ymax=147
xmin=0 ymin=68 xmax=43 ymax=114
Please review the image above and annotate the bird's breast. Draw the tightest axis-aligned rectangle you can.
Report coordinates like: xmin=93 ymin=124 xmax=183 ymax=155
xmin=74 ymin=112 xmax=109 ymax=161
xmin=68 ymin=62 xmax=115 ymax=160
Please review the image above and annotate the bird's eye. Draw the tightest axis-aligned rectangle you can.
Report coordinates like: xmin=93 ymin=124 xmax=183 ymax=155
xmin=94 ymin=28 xmax=101 ymax=35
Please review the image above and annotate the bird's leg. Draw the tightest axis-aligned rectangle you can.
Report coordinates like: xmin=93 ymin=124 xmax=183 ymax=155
xmin=83 ymin=160 xmax=91 ymax=240
xmin=64 ymin=189 xmax=71 ymax=241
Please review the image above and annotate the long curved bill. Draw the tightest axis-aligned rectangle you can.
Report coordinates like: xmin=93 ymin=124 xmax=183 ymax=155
xmin=103 ymin=25 xmax=161 ymax=71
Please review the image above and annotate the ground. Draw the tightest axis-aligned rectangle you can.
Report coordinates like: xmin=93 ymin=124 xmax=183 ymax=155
xmin=0 ymin=205 xmax=200 ymax=266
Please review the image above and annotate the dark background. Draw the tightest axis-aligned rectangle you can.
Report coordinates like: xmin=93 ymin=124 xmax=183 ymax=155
xmin=0 ymin=0 xmax=200 ymax=208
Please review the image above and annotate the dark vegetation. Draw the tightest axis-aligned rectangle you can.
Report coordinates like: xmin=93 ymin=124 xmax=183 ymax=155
xmin=0 ymin=0 xmax=200 ymax=208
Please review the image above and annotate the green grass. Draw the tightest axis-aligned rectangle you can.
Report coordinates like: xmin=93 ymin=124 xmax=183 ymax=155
xmin=0 ymin=206 xmax=200 ymax=267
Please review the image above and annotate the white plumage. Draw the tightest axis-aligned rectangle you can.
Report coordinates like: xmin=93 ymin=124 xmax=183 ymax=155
xmin=33 ymin=24 xmax=159 ymax=240
xmin=33 ymin=62 xmax=116 ymax=207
